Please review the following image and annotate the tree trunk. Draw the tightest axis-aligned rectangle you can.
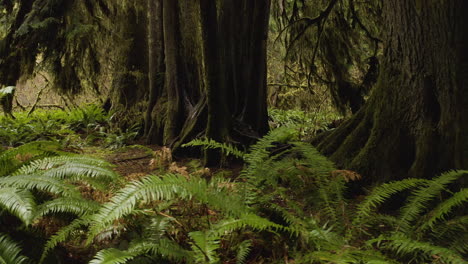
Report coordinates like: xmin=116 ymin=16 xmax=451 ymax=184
xmin=144 ymin=0 xmax=165 ymax=141
xmin=147 ymin=0 xmax=271 ymax=157
xmin=109 ymin=1 xmax=148 ymax=126
xmin=315 ymin=1 xmax=468 ymax=182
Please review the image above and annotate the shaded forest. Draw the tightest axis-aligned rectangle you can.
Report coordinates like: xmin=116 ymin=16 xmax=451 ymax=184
xmin=0 ymin=0 xmax=467 ymax=263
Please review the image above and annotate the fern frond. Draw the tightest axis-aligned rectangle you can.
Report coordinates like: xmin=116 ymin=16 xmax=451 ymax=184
xmin=399 ymin=170 xmax=467 ymax=232
xmin=448 ymin=232 xmax=468 ymax=255
xmin=420 ymin=188 xmax=468 ymax=231
xmin=17 ymin=158 xmax=117 ymax=181
xmin=235 ymin=240 xmax=252 ymax=264
xmin=16 ymin=155 xmax=113 ymax=174
xmin=40 ymin=217 xmax=91 ymax=264
xmin=189 ymin=231 xmax=220 ymax=264
xmin=213 ymin=213 xmax=285 ymax=237
xmin=242 ymin=127 xmax=297 ymax=180
xmin=86 ymin=174 xmax=189 ymax=240
xmin=128 ymin=238 xmax=193 ymax=263
xmin=352 ymin=178 xmax=429 ymax=228
xmin=182 ymin=138 xmax=245 ymax=159
xmin=89 ymin=248 xmax=137 ymax=264
xmin=299 ymin=246 xmax=398 ymax=264
xmin=34 ymin=197 xmax=101 ymax=219
xmin=371 ymin=233 xmax=466 ymax=264
xmin=0 ymin=175 xmax=81 ymax=197
xmin=0 ymin=188 xmax=35 ymax=225
xmin=0 ymin=141 xmax=61 ymax=176
xmin=0 ymin=234 xmax=29 ymax=264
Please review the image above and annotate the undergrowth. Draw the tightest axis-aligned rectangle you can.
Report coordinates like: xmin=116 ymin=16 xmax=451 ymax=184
xmin=0 ymin=105 xmax=138 ymax=149
xmin=0 ymin=109 xmax=466 ymax=263
xmin=31 ymin=128 xmax=468 ymax=264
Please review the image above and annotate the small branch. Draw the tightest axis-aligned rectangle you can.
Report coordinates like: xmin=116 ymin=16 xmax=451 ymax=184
xmin=27 ymin=86 xmax=46 ymax=116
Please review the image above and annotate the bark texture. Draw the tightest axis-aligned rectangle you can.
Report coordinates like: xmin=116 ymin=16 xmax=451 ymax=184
xmin=315 ymin=1 xmax=468 ymax=182
xmin=147 ymin=0 xmax=271 ymax=155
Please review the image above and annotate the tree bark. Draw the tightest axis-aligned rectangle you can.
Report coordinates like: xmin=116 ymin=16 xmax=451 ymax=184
xmin=145 ymin=0 xmax=165 ymax=141
xmin=108 ymin=1 xmax=148 ymax=126
xmin=315 ymin=1 xmax=468 ymax=182
xmin=148 ymin=0 xmax=271 ymax=157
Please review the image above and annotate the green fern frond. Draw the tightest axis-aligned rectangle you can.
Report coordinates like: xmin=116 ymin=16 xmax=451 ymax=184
xmin=373 ymin=233 xmax=466 ymax=264
xmin=0 ymin=188 xmax=35 ymax=225
xmin=16 ymin=156 xmax=117 ymax=182
xmin=189 ymin=231 xmax=220 ymax=264
xmin=448 ymin=232 xmax=468 ymax=255
xmin=352 ymin=178 xmax=429 ymax=228
xmin=399 ymin=170 xmax=467 ymax=232
xmin=87 ymin=174 xmax=189 ymax=240
xmin=88 ymin=174 xmax=249 ymax=242
xmin=292 ymin=142 xmax=335 ymax=176
xmin=235 ymin=240 xmax=252 ymax=264
xmin=241 ymin=127 xmax=298 ymax=182
xmin=213 ymin=213 xmax=285 ymax=237
xmin=89 ymin=248 xmax=137 ymax=264
xmin=128 ymin=238 xmax=193 ymax=263
xmin=0 ymin=175 xmax=81 ymax=197
xmin=88 ymin=236 xmax=194 ymax=264
xmin=40 ymin=217 xmax=91 ymax=264
xmin=0 ymin=141 xmax=61 ymax=176
xmin=0 ymin=234 xmax=29 ymax=264
xmin=183 ymin=138 xmax=245 ymax=159
xmin=420 ymin=188 xmax=468 ymax=231
xmin=34 ymin=197 xmax=101 ymax=219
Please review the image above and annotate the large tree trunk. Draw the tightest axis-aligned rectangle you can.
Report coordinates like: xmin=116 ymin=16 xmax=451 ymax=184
xmin=147 ymin=0 xmax=271 ymax=157
xmin=144 ymin=0 xmax=165 ymax=141
xmin=108 ymin=1 xmax=148 ymax=125
xmin=315 ymin=1 xmax=468 ymax=182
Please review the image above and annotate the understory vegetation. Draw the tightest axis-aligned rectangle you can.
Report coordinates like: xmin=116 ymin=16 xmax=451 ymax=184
xmin=0 ymin=108 xmax=466 ymax=263
xmin=1 ymin=0 xmax=467 ymax=263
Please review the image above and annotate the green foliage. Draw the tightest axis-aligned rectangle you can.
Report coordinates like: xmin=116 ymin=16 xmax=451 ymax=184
xmin=183 ymin=138 xmax=245 ymax=159
xmin=0 ymin=142 xmax=118 ymax=263
xmin=1 ymin=129 xmax=463 ymax=263
xmin=269 ymin=108 xmax=341 ymax=137
xmin=181 ymin=129 xmax=468 ymax=263
xmin=0 ymin=234 xmax=29 ymax=264
xmin=0 ymin=105 xmax=139 ymax=149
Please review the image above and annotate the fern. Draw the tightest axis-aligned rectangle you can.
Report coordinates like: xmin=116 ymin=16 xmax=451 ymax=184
xmin=371 ymin=233 xmax=466 ymax=264
xmin=0 ymin=175 xmax=81 ymax=197
xmin=420 ymin=188 xmax=468 ymax=232
xmin=34 ymin=197 xmax=101 ymax=219
xmin=0 ymin=188 xmax=35 ymax=225
xmin=398 ymin=170 xmax=467 ymax=232
xmin=40 ymin=217 xmax=91 ymax=264
xmin=352 ymin=178 xmax=429 ymax=229
xmin=127 ymin=239 xmax=193 ymax=263
xmin=189 ymin=230 xmax=220 ymax=264
xmin=86 ymin=174 xmax=189 ymax=240
xmin=0 ymin=141 xmax=61 ymax=176
xmin=0 ymin=234 xmax=29 ymax=264
xmin=89 ymin=248 xmax=137 ymax=264
xmin=212 ymin=213 xmax=285 ymax=237
xmin=16 ymin=155 xmax=116 ymax=176
xmin=182 ymin=138 xmax=245 ymax=159
xmin=87 ymin=174 xmax=248 ymax=242
xmin=235 ymin=240 xmax=252 ymax=264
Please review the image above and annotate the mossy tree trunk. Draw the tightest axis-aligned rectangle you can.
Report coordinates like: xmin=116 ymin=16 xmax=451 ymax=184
xmin=315 ymin=1 xmax=468 ymax=182
xmin=147 ymin=0 xmax=271 ymax=158
xmin=108 ymin=1 xmax=148 ymax=125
